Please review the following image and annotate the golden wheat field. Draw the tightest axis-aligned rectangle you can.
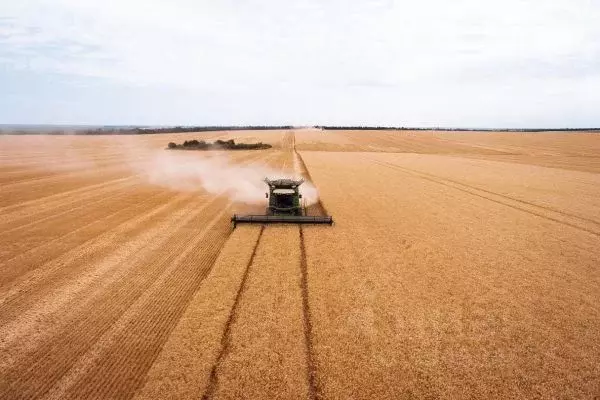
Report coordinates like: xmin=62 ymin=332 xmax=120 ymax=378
xmin=1 ymin=129 xmax=599 ymax=399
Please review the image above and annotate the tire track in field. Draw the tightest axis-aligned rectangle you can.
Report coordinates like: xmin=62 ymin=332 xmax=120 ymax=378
xmin=50 ymin=205 xmax=234 ymax=400
xmin=130 ymin=152 xmax=287 ymax=400
xmin=294 ymin=142 xmax=323 ymax=398
xmin=294 ymin=149 xmax=328 ymax=217
xmin=299 ymin=226 xmax=320 ymax=400
xmin=0 ymin=196 xmax=232 ymax=399
xmin=201 ymin=227 xmax=266 ymax=400
xmin=370 ymin=158 xmax=600 ymax=237
xmin=203 ymin=143 xmax=322 ymax=398
xmin=375 ymin=157 xmax=600 ymax=227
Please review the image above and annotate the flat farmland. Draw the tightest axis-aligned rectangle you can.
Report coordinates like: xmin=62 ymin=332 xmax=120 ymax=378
xmin=1 ymin=130 xmax=599 ymax=399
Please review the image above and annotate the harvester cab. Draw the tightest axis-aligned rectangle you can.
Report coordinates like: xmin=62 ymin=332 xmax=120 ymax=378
xmin=231 ymin=178 xmax=333 ymax=227
xmin=265 ymin=178 xmax=304 ymax=216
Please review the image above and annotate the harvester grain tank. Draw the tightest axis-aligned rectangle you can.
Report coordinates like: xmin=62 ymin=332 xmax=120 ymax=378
xmin=231 ymin=178 xmax=333 ymax=227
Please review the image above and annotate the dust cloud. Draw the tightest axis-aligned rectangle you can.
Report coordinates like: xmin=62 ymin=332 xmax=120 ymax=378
xmin=137 ymin=151 xmax=319 ymax=205
xmin=0 ymin=134 xmax=320 ymax=206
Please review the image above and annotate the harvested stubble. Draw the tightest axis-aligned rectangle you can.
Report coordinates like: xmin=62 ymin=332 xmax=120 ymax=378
xmin=1 ymin=130 xmax=599 ymax=399
xmin=132 ymin=225 xmax=263 ymax=400
xmin=209 ymin=225 xmax=309 ymax=399
xmin=0 ymin=133 xmax=287 ymax=399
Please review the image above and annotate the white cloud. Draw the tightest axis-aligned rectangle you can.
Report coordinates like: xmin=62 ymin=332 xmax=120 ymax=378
xmin=0 ymin=0 xmax=599 ymax=126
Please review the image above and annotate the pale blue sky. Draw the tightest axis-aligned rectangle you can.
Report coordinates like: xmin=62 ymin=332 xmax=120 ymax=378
xmin=1 ymin=0 xmax=599 ymax=127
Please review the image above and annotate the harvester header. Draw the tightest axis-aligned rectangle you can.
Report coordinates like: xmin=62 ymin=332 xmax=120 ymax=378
xmin=231 ymin=178 xmax=333 ymax=227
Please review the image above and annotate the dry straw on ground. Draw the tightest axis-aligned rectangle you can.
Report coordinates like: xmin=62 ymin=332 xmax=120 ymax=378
xmin=0 ymin=129 xmax=599 ymax=399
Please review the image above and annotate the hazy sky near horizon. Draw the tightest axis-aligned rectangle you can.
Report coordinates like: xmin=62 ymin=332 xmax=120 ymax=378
xmin=0 ymin=0 xmax=599 ymax=127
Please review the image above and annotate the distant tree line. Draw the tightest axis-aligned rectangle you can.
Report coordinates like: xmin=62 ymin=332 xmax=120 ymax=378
xmin=2 ymin=125 xmax=599 ymax=135
xmin=0 ymin=126 xmax=294 ymax=135
xmin=315 ymin=126 xmax=600 ymax=132
xmin=167 ymin=139 xmax=272 ymax=150
xmin=74 ymin=126 xmax=295 ymax=135
xmin=93 ymin=126 xmax=600 ymax=134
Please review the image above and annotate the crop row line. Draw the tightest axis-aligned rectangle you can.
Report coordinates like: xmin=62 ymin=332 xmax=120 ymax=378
xmin=0 ymin=184 xmax=163 ymax=263
xmin=370 ymin=157 xmax=600 ymax=237
xmin=0 ymin=175 xmax=134 ymax=218
xmin=0 ymin=190 xmax=189 ymax=313
xmin=0 ymin=151 xmax=275 ymax=340
xmin=0 ymin=193 xmax=233 ymax=399
xmin=0 ymin=171 xmax=133 ymax=209
xmin=0 ymin=150 xmax=277 ymax=397
xmin=0 ymin=188 xmax=173 ymax=288
xmin=0 ymin=149 xmax=262 ymax=221
xmin=60 ymin=205 xmax=233 ymax=399
xmin=0 ymin=162 xmax=128 ymax=189
xmin=0 ymin=177 xmax=142 ymax=234
xmin=0 ymin=192 xmax=204 ymax=355
xmin=1 ymin=150 xmax=270 ymax=294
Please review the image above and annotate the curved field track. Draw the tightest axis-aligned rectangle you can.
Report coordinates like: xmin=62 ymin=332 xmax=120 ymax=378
xmin=1 ymin=130 xmax=600 ymax=399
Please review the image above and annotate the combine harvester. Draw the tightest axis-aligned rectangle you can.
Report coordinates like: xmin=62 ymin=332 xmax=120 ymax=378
xmin=231 ymin=178 xmax=333 ymax=227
